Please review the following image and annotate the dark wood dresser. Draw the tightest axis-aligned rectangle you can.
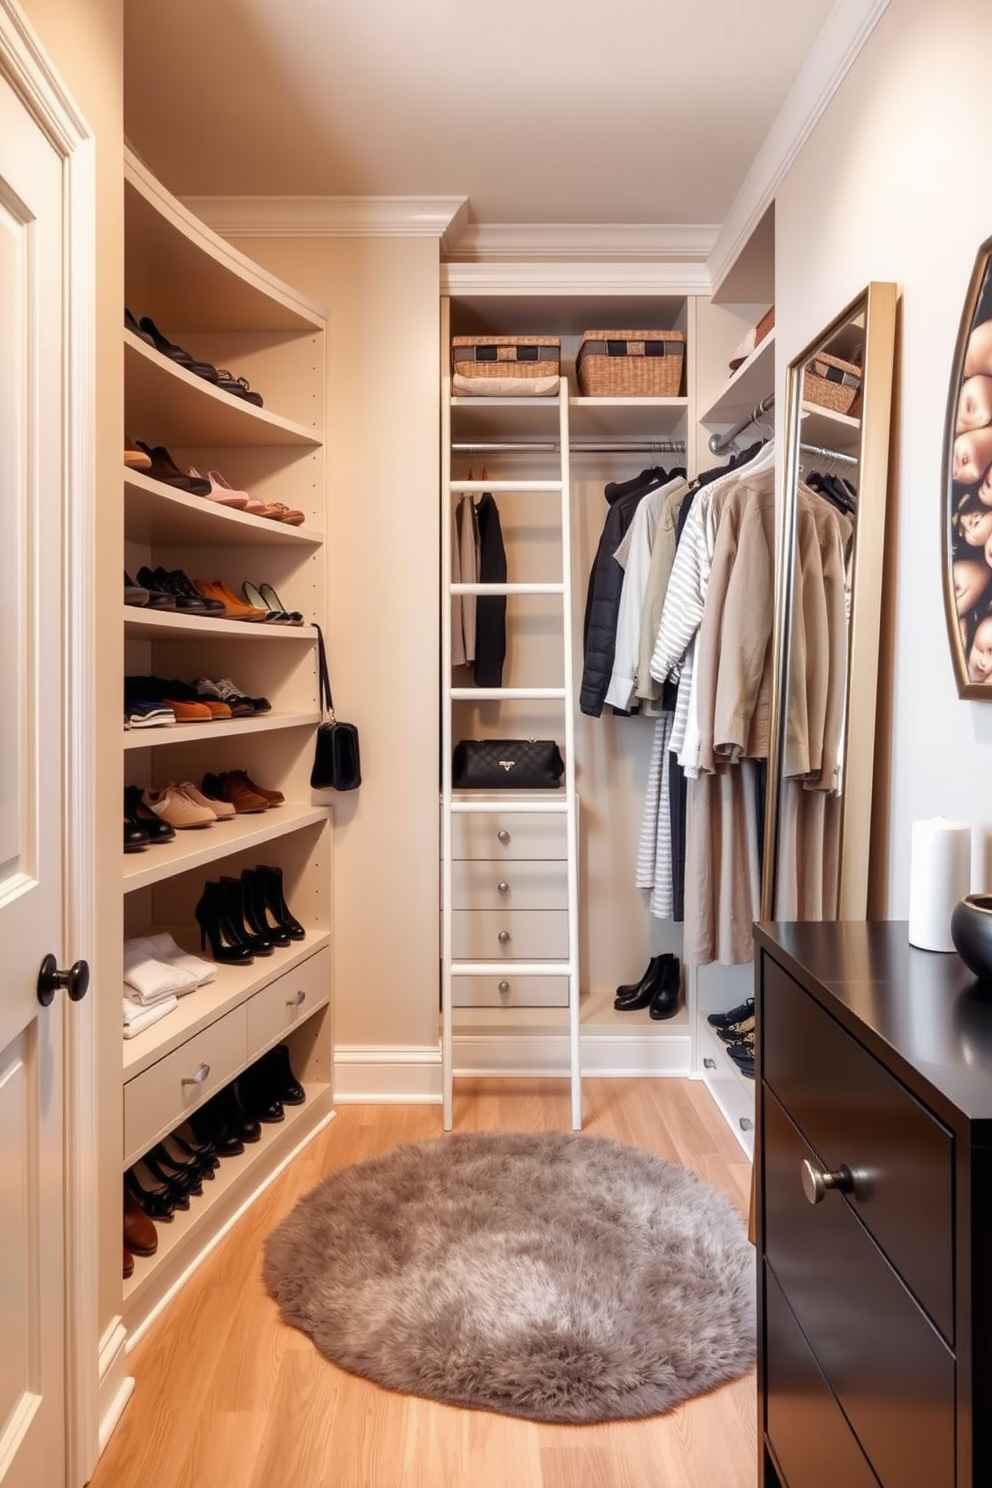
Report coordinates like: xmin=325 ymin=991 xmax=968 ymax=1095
xmin=754 ymin=921 xmax=992 ymax=1488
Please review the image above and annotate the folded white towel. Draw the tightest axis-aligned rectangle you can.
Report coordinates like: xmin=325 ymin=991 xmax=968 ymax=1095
xmin=122 ymin=994 xmax=178 ymax=1037
xmin=126 ymin=933 xmax=215 ymax=992
xmin=123 ymin=933 xmax=215 ymax=1001
xmin=452 ymin=372 xmax=560 ymax=398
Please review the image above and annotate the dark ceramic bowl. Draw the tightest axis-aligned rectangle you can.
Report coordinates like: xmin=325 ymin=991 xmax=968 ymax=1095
xmin=950 ymin=894 xmax=992 ymax=981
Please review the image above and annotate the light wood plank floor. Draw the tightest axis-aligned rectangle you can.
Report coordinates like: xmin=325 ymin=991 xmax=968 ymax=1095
xmin=91 ymin=1079 xmax=757 ymax=1488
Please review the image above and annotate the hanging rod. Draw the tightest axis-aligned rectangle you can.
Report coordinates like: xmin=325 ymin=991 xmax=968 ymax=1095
xmin=708 ymin=393 xmax=775 ymax=455
xmin=800 ymin=441 xmax=858 ymax=468
xmin=451 ymin=440 xmax=685 ymax=455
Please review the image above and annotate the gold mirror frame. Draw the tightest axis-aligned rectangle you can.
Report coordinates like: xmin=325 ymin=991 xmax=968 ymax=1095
xmin=761 ymin=281 xmax=898 ymax=921
xmin=942 ymin=236 xmax=992 ymax=697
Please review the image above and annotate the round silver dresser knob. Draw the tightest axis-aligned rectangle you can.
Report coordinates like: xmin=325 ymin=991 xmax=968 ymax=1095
xmin=497 ymin=881 xmax=510 ymax=894
xmin=801 ymin=1158 xmax=854 ymax=1205
xmin=498 ymin=980 xmax=510 ymax=994
xmin=498 ymin=930 xmax=510 ymax=945
xmin=497 ymin=829 xmax=510 ymax=845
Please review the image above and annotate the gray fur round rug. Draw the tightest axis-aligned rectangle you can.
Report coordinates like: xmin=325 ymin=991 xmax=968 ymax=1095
xmin=263 ymin=1130 xmax=755 ymax=1423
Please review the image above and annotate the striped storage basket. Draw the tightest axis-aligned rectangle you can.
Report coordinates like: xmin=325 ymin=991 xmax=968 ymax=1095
xmin=803 ymin=351 xmax=861 ymax=415
xmin=576 ymin=329 xmax=685 ymax=397
xmin=452 ymin=335 xmax=560 ymax=383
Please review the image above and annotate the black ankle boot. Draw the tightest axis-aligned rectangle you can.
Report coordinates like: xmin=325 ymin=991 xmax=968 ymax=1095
xmin=219 ymin=876 xmax=274 ymax=957
xmin=256 ymin=863 xmax=306 ymax=940
xmin=241 ymin=868 xmax=291 ymax=947
xmin=615 ymin=954 xmax=669 ymax=1001
xmin=648 ymin=959 xmax=682 ymax=1020
xmin=259 ymin=1043 xmax=306 ymax=1105
xmin=194 ymin=881 xmax=255 ymax=965
xmin=614 ymin=955 xmax=671 ymax=1011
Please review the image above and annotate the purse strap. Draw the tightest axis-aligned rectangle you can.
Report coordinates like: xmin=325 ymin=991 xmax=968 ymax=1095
xmin=314 ymin=624 xmax=336 ymax=722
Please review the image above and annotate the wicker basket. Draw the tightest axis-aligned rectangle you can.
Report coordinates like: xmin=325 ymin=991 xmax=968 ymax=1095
xmin=754 ymin=305 xmax=775 ymax=346
xmin=452 ymin=335 xmax=560 ymax=383
xmin=576 ymin=330 xmax=685 ymax=397
xmin=804 ymin=351 xmax=861 ymax=415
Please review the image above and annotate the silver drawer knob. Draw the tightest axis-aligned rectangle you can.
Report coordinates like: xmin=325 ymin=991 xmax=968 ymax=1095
xmin=497 ymin=881 xmax=510 ymax=894
xmin=286 ymin=989 xmax=306 ymax=1008
xmin=497 ymin=829 xmax=510 ymax=844
xmin=498 ymin=930 xmax=510 ymax=945
xmin=182 ymin=1063 xmax=210 ymax=1086
xmin=801 ymin=1158 xmax=854 ymax=1205
xmin=498 ymin=980 xmax=510 ymax=994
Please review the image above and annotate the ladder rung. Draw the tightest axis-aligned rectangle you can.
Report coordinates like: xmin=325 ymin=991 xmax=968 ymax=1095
xmin=448 ymin=687 xmax=566 ymax=701
xmin=450 ymin=582 xmax=564 ymax=596
xmin=449 ymin=481 xmax=563 ymax=493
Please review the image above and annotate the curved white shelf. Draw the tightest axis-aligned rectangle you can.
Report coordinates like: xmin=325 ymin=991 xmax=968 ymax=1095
xmin=124 ymin=711 xmax=319 ymax=751
xmin=124 ymin=470 xmax=322 ymax=547
xmin=125 ymin=151 xmax=325 ymax=334
xmin=123 ymin=606 xmax=317 ymax=642
xmin=122 ymin=804 xmax=330 ymax=893
xmin=701 ymin=331 xmax=776 ymax=429
xmin=125 ymin=332 xmax=321 ymax=450
xmin=122 ymin=933 xmax=332 ymax=1079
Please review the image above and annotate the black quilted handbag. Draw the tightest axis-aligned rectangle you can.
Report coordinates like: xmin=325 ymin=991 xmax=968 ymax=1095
xmin=451 ymin=738 xmax=565 ymax=790
xmin=310 ymin=625 xmax=362 ymax=791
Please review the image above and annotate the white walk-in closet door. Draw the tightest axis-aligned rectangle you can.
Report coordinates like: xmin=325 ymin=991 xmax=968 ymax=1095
xmin=0 ymin=66 xmax=68 ymax=1488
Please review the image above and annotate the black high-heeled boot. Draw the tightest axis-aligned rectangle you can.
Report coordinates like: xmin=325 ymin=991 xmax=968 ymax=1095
xmin=614 ymin=956 xmax=671 ymax=1011
xmin=259 ymin=1043 xmax=306 ymax=1105
xmin=215 ymin=1082 xmax=262 ymax=1143
xmin=648 ymin=959 xmax=682 ymax=1021
xmin=188 ymin=1099 xmax=245 ymax=1158
xmin=194 ymin=881 xmax=255 ymax=965
xmin=256 ymin=863 xmax=305 ymax=940
xmin=219 ymin=875 xmax=274 ymax=957
xmin=614 ymin=953 xmax=672 ymax=1005
xmin=241 ymin=868 xmax=290 ymax=947
xmin=236 ymin=1064 xmax=285 ymax=1124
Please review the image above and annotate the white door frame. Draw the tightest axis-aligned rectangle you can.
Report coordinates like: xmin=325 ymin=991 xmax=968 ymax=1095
xmin=0 ymin=4 xmax=97 ymax=1485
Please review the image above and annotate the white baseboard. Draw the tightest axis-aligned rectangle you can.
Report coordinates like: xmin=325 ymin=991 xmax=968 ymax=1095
xmin=334 ymin=1032 xmax=692 ymax=1102
xmin=97 ymin=1318 xmax=133 ymax=1457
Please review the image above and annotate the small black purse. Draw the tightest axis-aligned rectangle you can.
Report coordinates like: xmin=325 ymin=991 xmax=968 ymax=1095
xmin=311 ymin=625 xmax=361 ymax=791
xmin=452 ymin=738 xmax=564 ymax=790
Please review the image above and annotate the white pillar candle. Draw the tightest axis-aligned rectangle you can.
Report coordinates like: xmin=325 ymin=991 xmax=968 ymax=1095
xmin=908 ymin=817 xmax=972 ymax=952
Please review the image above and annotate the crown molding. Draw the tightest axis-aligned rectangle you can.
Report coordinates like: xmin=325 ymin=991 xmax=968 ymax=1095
xmin=442 ymin=259 xmax=712 ymax=297
xmin=181 ymin=193 xmax=470 ymax=252
xmin=708 ymin=0 xmax=891 ymax=296
xmin=446 ymin=221 xmax=718 ymax=264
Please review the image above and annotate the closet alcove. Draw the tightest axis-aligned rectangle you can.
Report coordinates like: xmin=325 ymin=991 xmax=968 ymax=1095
xmin=440 ymin=259 xmax=777 ymax=1147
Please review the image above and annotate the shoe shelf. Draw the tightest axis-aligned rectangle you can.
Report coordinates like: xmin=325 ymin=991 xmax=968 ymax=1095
xmin=122 ymin=1079 xmax=335 ymax=1327
xmin=123 ymin=606 xmax=318 ymax=642
xmin=125 ymin=151 xmax=324 ymax=336
xmin=125 ymin=332 xmax=321 ymax=450
xmin=123 ymin=805 xmax=330 ymax=893
xmin=124 ymin=711 xmax=320 ymax=752
xmin=124 ymin=470 xmax=323 ymax=548
xmin=700 ymin=330 xmax=776 ymax=431
xmin=122 ymin=933 xmax=333 ymax=1081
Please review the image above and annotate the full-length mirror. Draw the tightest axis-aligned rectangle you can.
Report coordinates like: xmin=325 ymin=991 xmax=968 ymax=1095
xmin=762 ymin=282 xmax=898 ymax=921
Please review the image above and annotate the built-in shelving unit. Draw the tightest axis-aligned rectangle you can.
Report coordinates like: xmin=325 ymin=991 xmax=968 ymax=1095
xmin=120 ymin=148 xmax=334 ymax=1335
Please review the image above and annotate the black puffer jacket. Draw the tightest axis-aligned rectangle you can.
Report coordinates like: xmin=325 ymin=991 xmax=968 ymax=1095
xmin=579 ymin=482 xmax=649 ymax=717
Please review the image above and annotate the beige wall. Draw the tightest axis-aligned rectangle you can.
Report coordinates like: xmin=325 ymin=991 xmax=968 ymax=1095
xmin=227 ymin=235 xmax=443 ymax=1057
xmin=774 ymin=0 xmax=992 ymax=912
xmin=19 ymin=0 xmax=125 ymax=1371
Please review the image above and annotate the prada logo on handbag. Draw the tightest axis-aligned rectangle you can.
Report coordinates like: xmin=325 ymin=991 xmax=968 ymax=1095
xmin=499 ymin=760 xmax=516 ymax=771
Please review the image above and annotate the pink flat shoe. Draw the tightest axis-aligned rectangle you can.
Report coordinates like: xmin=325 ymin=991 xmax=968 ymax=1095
xmin=188 ymin=466 xmax=251 ymax=508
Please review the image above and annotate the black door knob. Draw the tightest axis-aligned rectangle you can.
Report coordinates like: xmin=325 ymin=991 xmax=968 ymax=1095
xmin=37 ymin=954 xmax=90 ymax=1007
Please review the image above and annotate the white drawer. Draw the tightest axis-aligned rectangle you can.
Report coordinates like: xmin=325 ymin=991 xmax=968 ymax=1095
xmin=451 ymin=812 xmax=567 ymax=861
xmin=451 ymin=859 xmax=568 ymax=910
xmin=247 ymin=945 xmax=331 ymax=1054
xmin=451 ymin=908 xmax=568 ymax=961
xmin=452 ymin=973 xmax=570 ymax=1008
xmin=123 ymin=1004 xmax=248 ymax=1167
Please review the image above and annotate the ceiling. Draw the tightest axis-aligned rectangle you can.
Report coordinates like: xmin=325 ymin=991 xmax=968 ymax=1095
xmin=124 ymin=0 xmax=835 ymax=251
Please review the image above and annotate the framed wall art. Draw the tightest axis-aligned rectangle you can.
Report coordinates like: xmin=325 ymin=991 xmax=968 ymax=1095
xmin=943 ymin=234 xmax=992 ymax=696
